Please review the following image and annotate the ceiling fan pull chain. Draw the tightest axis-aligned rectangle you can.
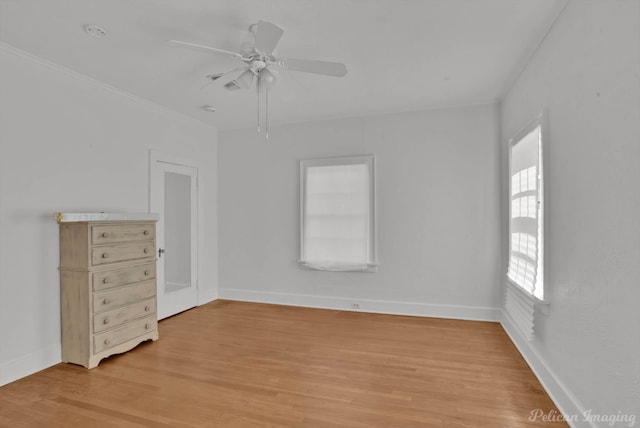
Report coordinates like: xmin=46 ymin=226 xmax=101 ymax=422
xmin=256 ymin=77 xmax=261 ymax=133
xmin=265 ymin=87 xmax=269 ymax=139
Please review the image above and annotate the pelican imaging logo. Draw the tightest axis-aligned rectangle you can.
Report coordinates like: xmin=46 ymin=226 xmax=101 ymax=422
xmin=529 ymin=409 xmax=636 ymax=426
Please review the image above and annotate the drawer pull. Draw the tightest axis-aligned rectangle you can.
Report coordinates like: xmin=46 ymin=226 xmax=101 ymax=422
xmin=102 ymin=298 xmax=110 ymax=305
xmin=145 ymin=305 xmax=150 ymax=312
xmin=103 ymin=318 xmax=110 ymax=325
xmin=102 ymin=277 xmax=110 ymax=284
xmin=143 ymin=230 xmax=149 ymax=235
xmin=104 ymin=338 xmax=110 ymax=345
xmin=102 ymin=253 xmax=109 ymax=259
xmin=143 ymin=248 xmax=149 ymax=254
xmin=102 ymin=232 xmax=109 ymax=238
xmin=145 ymin=323 xmax=150 ymax=330
xmin=144 ymin=270 xmax=150 ymax=276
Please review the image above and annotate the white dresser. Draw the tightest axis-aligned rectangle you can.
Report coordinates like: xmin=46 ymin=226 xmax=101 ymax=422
xmin=57 ymin=212 xmax=159 ymax=369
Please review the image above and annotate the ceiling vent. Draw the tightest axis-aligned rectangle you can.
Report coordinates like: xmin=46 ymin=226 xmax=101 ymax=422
xmin=84 ymin=25 xmax=107 ymax=37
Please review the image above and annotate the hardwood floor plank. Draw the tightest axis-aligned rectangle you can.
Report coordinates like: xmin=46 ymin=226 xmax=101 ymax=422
xmin=0 ymin=300 xmax=566 ymax=427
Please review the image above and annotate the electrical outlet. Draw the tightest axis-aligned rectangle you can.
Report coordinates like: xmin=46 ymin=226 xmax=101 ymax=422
xmin=351 ymin=303 xmax=360 ymax=309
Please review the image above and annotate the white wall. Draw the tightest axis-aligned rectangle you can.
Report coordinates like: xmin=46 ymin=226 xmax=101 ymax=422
xmin=500 ymin=0 xmax=640 ymax=423
xmin=0 ymin=45 xmax=218 ymax=385
xmin=218 ymin=104 xmax=502 ymax=320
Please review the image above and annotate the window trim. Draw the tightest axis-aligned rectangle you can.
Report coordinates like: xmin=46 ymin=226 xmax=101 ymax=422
xmin=298 ymin=155 xmax=377 ymax=272
xmin=507 ymin=113 xmax=549 ymax=304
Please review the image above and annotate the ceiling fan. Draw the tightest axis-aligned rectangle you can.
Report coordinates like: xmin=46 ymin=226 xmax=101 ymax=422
xmin=170 ymin=20 xmax=348 ymax=137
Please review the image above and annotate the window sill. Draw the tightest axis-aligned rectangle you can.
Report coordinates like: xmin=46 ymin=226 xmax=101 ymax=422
xmin=298 ymin=261 xmax=378 ymax=273
xmin=534 ymin=298 xmax=550 ymax=315
xmin=505 ymin=277 xmax=549 ymax=314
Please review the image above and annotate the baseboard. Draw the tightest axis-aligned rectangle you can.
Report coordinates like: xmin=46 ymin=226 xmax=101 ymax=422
xmin=218 ymin=288 xmax=501 ymax=322
xmin=0 ymin=344 xmax=61 ymax=387
xmin=501 ymin=311 xmax=594 ymax=428
xmin=198 ymin=286 xmax=218 ymax=306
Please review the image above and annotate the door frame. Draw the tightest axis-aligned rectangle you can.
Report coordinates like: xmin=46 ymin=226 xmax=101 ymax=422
xmin=149 ymin=149 xmax=202 ymax=319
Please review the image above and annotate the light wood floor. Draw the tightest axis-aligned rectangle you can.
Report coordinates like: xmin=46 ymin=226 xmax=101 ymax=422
xmin=0 ymin=301 xmax=566 ymax=427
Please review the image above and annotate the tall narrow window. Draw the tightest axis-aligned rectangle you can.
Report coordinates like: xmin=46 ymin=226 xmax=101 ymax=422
xmin=508 ymin=120 xmax=544 ymax=300
xmin=299 ymin=155 xmax=376 ymax=272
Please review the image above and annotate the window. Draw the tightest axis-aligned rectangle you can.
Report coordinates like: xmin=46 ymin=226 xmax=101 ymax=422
xmin=299 ymin=155 xmax=376 ymax=272
xmin=507 ymin=119 xmax=544 ymax=300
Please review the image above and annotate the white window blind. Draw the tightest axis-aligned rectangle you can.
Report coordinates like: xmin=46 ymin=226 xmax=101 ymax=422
xmin=507 ymin=123 xmax=543 ymax=299
xmin=299 ymin=156 xmax=376 ymax=272
xmin=505 ymin=119 xmax=544 ymax=341
xmin=505 ymin=284 xmax=535 ymax=341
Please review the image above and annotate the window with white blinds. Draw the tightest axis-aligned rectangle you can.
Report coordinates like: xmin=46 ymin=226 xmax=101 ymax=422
xmin=299 ymin=156 xmax=376 ymax=272
xmin=507 ymin=122 xmax=544 ymax=300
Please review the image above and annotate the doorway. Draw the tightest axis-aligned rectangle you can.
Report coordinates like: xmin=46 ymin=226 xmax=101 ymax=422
xmin=149 ymin=150 xmax=199 ymax=319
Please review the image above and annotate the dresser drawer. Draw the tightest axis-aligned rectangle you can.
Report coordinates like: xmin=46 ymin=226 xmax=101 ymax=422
xmin=92 ymin=224 xmax=155 ymax=245
xmin=91 ymin=242 xmax=155 ymax=266
xmin=93 ymin=280 xmax=156 ymax=313
xmin=92 ymin=263 xmax=155 ymax=291
xmin=94 ymin=315 xmax=156 ymax=353
xmin=93 ymin=297 xmax=155 ymax=333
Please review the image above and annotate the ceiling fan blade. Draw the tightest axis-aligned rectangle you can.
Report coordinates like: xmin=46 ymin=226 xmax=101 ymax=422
xmin=280 ymin=58 xmax=347 ymax=77
xmin=253 ymin=21 xmax=284 ymax=55
xmin=169 ymin=40 xmax=245 ymax=60
xmin=201 ymin=67 xmax=247 ymax=91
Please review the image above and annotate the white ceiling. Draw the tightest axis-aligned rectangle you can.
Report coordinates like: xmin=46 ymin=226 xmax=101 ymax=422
xmin=0 ymin=0 xmax=567 ymax=130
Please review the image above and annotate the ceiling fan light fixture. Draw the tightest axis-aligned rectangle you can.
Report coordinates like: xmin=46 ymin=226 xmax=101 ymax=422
xmin=258 ymin=68 xmax=276 ymax=87
xmin=237 ymin=69 xmax=255 ymax=89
